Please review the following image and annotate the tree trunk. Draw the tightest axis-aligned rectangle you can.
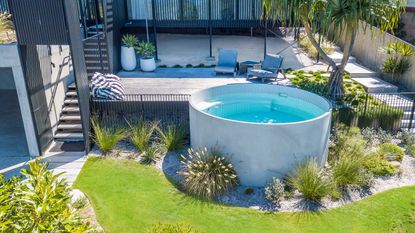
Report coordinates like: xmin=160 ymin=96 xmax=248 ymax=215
xmin=328 ymin=26 xmax=356 ymax=98
xmin=303 ymin=22 xmax=337 ymax=68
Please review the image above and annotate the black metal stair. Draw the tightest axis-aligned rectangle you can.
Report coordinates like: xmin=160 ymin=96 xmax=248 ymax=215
xmin=83 ymin=36 xmax=110 ymax=78
xmin=54 ymin=83 xmax=84 ymax=142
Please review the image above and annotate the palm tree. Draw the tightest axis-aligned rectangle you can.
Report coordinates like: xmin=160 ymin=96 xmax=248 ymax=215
xmin=263 ymin=0 xmax=406 ymax=98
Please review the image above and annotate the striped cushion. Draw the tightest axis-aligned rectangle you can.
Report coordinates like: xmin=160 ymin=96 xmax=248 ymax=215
xmin=90 ymin=72 xmax=126 ymax=100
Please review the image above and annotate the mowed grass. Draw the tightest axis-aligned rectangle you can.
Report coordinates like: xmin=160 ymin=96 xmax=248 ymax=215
xmin=74 ymin=157 xmax=415 ymax=233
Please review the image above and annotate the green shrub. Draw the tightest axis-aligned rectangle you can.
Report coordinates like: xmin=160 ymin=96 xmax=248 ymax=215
xmin=289 ymin=159 xmax=333 ymax=201
xmin=91 ymin=117 xmax=126 ymax=154
xmin=363 ymin=155 xmax=397 ymax=176
xmin=122 ymin=34 xmax=139 ymax=48
xmin=378 ymin=143 xmax=404 ymax=161
xmin=398 ymin=130 xmax=415 ymax=146
xmin=0 ymin=159 xmax=94 ymax=232
xmin=129 ymin=120 xmax=158 ymax=152
xmin=147 ymin=223 xmax=202 ymax=233
xmin=244 ymin=187 xmax=254 ymax=195
xmin=329 ymin=126 xmax=365 ymax=163
xmin=362 ymin=128 xmax=393 ymax=147
xmin=381 ymin=41 xmax=414 ymax=82
xmin=141 ymin=144 xmax=165 ymax=164
xmin=179 ymin=147 xmax=239 ymax=200
xmin=185 ymin=64 xmax=193 ymax=68
xmin=264 ymin=178 xmax=285 ymax=203
xmin=173 ymin=64 xmax=183 ymax=68
xmin=406 ymin=144 xmax=415 ymax=157
xmin=0 ymin=13 xmax=14 ymax=32
xmin=158 ymin=124 xmax=187 ymax=151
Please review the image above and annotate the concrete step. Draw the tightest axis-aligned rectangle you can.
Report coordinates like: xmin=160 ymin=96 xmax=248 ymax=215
xmin=54 ymin=132 xmax=84 ymax=142
xmin=328 ymin=51 xmax=356 ymax=64
xmin=64 ymin=99 xmax=78 ymax=105
xmin=344 ymin=63 xmax=377 ymax=78
xmin=57 ymin=123 xmax=82 ymax=131
xmin=351 ymin=77 xmax=398 ymax=93
xmin=66 ymin=91 xmax=77 ymax=97
xmin=60 ymin=115 xmax=81 ymax=121
xmin=62 ymin=106 xmax=80 ymax=113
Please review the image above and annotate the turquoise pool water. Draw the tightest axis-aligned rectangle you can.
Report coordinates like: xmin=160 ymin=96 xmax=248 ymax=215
xmin=198 ymin=92 xmax=325 ymax=124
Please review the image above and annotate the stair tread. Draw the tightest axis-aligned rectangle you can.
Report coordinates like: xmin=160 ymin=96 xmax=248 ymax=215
xmin=62 ymin=106 xmax=80 ymax=112
xmin=54 ymin=132 xmax=84 ymax=139
xmin=60 ymin=115 xmax=81 ymax=120
xmin=58 ymin=123 xmax=82 ymax=129
xmin=66 ymin=91 xmax=77 ymax=96
xmin=64 ymin=99 xmax=78 ymax=104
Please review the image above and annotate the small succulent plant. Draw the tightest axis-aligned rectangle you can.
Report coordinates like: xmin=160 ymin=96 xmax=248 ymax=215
xmin=179 ymin=147 xmax=239 ymax=200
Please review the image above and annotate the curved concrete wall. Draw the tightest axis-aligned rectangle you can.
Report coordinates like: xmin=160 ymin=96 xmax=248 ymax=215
xmin=189 ymin=84 xmax=332 ymax=187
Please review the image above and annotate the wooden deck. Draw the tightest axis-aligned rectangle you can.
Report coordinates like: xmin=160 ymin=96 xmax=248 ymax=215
xmin=118 ymin=68 xmax=290 ymax=95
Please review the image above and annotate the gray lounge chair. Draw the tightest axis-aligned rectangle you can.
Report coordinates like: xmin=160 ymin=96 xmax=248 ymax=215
xmin=247 ymin=54 xmax=284 ymax=82
xmin=215 ymin=49 xmax=238 ymax=77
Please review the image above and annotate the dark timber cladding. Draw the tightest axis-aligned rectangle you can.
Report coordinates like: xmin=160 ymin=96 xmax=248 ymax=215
xmin=8 ymin=0 xmax=91 ymax=153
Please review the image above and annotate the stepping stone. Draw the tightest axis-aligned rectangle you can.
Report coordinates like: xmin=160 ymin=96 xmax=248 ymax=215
xmin=345 ymin=63 xmax=377 ymax=78
xmin=351 ymin=77 xmax=398 ymax=93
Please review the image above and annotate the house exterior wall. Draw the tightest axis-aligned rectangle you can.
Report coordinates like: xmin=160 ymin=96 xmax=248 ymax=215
xmin=0 ymin=43 xmax=39 ymax=157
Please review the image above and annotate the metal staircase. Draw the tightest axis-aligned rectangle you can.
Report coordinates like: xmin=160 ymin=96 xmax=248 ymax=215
xmin=83 ymin=34 xmax=110 ymax=78
xmin=54 ymin=83 xmax=84 ymax=142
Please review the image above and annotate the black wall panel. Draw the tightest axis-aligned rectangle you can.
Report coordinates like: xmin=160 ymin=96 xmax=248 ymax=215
xmin=8 ymin=0 xmax=69 ymax=45
xmin=63 ymin=0 xmax=91 ymax=152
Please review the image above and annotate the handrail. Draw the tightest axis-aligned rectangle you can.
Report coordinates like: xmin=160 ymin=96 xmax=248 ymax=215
xmin=47 ymin=55 xmax=71 ymax=124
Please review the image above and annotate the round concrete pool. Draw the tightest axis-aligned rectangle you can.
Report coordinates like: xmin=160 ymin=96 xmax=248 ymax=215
xmin=189 ymin=84 xmax=332 ymax=186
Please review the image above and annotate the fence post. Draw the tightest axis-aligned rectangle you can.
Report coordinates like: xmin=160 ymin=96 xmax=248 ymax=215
xmin=363 ymin=93 xmax=369 ymax=118
xmin=408 ymin=96 xmax=415 ymax=130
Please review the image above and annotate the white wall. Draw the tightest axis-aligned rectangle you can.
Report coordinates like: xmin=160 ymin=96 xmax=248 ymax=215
xmin=0 ymin=43 xmax=39 ymax=157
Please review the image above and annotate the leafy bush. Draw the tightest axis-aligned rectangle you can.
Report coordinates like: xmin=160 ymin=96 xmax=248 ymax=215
xmin=179 ymin=147 xmax=239 ymax=200
xmin=381 ymin=41 xmax=414 ymax=82
xmin=158 ymin=124 xmax=187 ymax=151
xmin=406 ymin=144 xmax=415 ymax=157
xmin=0 ymin=13 xmax=13 ymax=32
xmin=398 ymin=130 xmax=415 ymax=146
xmin=329 ymin=125 xmax=365 ymax=162
xmin=141 ymin=144 xmax=165 ymax=164
xmin=289 ymin=159 xmax=333 ymax=201
xmin=147 ymin=223 xmax=202 ymax=233
xmin=129 ymin=120 xmax=158 ymax=152
xmin=264 ymin=178 xmax=285 ymax=203
xmin=122 ymin=34 xmax=139 ymax=48
xmin=378 ymin=143 xmax=404 ymax=161
xmin=136 ymin=41 xmax=156 ymax=59
xmin=91 ymin=117 xmax=126 ymax=154
xmin=362 ymin=128 xmax=393 ymax=146
xmin=0 ymin=159 xmax=94 ymax=232
xmin=363 ymin=155 xmax=397 ymax=176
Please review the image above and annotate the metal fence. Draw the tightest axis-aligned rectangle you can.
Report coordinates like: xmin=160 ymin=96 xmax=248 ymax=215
xmin=91 ymin=92 xmax=415 ymax=131
xmin=91 ymin=94 xmax=190 ymax=126
xmin=0 ymin=0 xmax=9 ymax=13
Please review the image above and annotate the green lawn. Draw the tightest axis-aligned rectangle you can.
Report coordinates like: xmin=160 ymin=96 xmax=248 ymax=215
xmin=74 ymin=157 xmax=415 ymax=233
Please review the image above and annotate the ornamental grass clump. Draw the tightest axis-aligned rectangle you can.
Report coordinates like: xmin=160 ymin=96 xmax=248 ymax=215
xmin=179 ymin=147 xmax=239 ymax=200
xmin=158 ymin=124 xmax=187 ymax=151
xmin=91 ymin=116 xmax=126 ymax=154
xmin=289 ymin=159 xmax=333 ymax=202
xmin=378 ymin=143 xmax=404 ymax=162
xmin=128 ymin=119 xmax=158 ymax=152
xmin=332 ymin=153 xmax=373 ymax=189
xmin=141 ymin=144 xmax=165 ymax=164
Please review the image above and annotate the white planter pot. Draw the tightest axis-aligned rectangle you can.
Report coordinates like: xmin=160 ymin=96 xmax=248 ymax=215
xmin=140 ymin=57 xmax=156 ymax=72
xmin=121 ymin=46 xmax=137 ymax=71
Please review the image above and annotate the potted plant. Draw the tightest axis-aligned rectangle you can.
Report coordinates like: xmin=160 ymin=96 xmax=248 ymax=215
xmin=121 ymin=34 xmax=139 ymax=71
xmin=381 ymin=41 xmax=414 ymax=83
xmin=136 ymin=41 xmax=156 ymax=72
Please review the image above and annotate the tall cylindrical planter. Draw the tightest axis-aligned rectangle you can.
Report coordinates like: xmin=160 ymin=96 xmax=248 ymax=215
xmin=140 ymin=57 xmax=156 ymax=72
xmin=121 ymin=46 xmax=137 ymax=71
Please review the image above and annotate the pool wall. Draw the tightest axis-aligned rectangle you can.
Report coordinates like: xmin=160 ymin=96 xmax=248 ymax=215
xmin=189 ymin=84 xmax=332 ymax=187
